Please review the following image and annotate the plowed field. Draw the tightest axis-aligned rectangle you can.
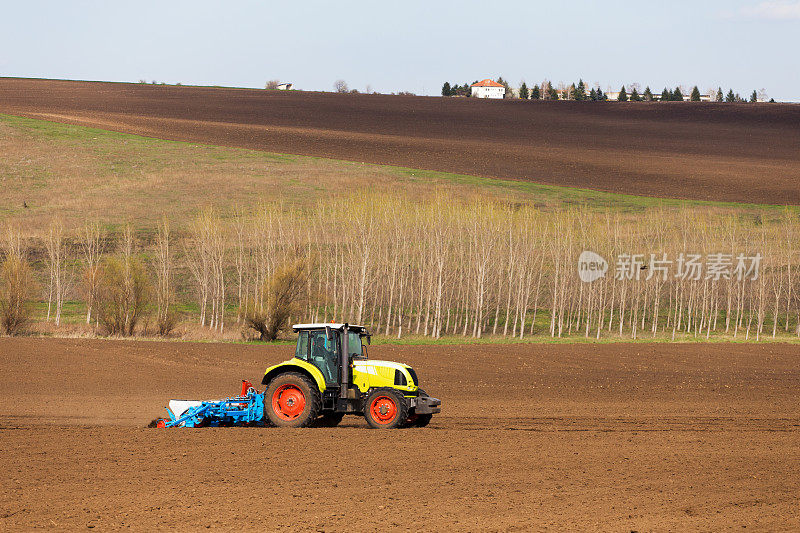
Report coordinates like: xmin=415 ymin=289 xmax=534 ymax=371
xmin=2 ymin=77 xmax=799 ymax=204
xmin=1 ymin=338 xmax=799 ymax=530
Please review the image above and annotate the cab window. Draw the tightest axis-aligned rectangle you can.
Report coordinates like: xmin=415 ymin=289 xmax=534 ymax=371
xmin=347 ymin=332 xmax=363 ymax=358
xmin=295 ymin=331 xmax=309 ymax=360
xmin=309 ymin=330 xmax=338 ymax=384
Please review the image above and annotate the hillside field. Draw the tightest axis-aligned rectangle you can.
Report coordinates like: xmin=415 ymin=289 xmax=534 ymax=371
xmin=4 ymin=113 xmax=750 ymax=235
xmin=2 ymin=77 xmax=799 ymax=206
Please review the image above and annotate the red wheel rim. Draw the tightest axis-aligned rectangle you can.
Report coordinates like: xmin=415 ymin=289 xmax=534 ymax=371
xmin=370 ymin=395 xmax=397 ymax=424
xmin=272 ymin=384 xmax=306 ymax=421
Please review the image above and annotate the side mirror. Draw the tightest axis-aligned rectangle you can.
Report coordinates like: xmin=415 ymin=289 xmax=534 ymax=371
xmin=325 ymin=325 xmax=333 ymax=341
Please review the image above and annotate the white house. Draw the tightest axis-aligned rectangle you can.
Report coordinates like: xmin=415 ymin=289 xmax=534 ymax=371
xmin=471 ymin=79 xmax=505 ymax=99
xmin=277 ymin=82 xmax=293 ymax=90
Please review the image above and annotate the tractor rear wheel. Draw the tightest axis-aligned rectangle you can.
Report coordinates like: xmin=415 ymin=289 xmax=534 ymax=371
xmin=364 ymin=389 xmax=408 ymax=429
xmin=264 ymin=372 xmax=320 ymax=428
xmin=316 ymin=412 xmax=345 ymax=427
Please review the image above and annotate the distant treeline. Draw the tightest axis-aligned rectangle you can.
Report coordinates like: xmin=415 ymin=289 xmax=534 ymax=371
xmin=443 ymin=77 xmax=773 ymax=103
xmin=1 ymin=194 xmax=799 ymax=342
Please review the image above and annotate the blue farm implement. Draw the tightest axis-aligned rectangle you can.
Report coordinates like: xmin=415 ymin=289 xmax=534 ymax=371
xmin=156 ymin=381 xmax=266 ymax=428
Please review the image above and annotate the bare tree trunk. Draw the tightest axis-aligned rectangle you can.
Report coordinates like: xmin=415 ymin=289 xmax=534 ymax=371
xmin=45 ymin=220 xmax=70 ymax=327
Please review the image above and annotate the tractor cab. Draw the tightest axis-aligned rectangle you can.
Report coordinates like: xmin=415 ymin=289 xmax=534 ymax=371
xmin=293 ymin=323 xmax=369 ymax=385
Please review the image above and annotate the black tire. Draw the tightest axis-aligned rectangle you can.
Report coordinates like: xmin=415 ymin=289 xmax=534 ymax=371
xmin=364 ymin=388 xmax=409 ymax=429
xmin=401 ymin=410 xmax=433 ymax=428
xmin=408 ymin=389 xmax=433 ymax=427
xmin=401 ymin=410 xmax=416 ymax=429
xmin=414 ymin=414 xmax=433 ymax=427
xmin=315 ymin=412 xmax=345 ymax=427
xmin=264 ymin=372 xmax=321 ymax=428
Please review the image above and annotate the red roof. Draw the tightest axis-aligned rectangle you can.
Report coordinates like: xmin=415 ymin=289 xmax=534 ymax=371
xmin=471 ymin=79 xmax=504 ymax=88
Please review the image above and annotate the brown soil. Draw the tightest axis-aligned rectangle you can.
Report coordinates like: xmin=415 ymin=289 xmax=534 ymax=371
xmin=1 ymin=338 xmax=799 ymax=531
xmin=1 ymin=78 xmax=799 ymax=205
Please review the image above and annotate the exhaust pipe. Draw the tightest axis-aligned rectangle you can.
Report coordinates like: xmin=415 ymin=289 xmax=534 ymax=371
xmin=340 ymin=323 xmax=350 ymax=400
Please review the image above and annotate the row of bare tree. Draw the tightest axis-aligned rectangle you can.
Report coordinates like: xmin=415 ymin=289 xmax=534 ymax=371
xmin=2 ymin=195 xmax=799 ymax=340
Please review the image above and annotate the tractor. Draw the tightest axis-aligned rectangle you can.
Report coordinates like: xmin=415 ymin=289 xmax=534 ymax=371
xmin=156 ymin=323 xmax=440 ymax=429
xmin=262 ymin=323 xmax=441 ymax=428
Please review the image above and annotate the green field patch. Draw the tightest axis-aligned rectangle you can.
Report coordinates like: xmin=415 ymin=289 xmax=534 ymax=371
xmin=3 ymin=112 xmax=790 ymax=237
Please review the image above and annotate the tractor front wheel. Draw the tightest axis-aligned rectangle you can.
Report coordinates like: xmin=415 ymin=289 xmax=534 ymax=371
xmin=264 ymin=373 xmax=320 ymax=428
xmin=364 ymin=389 xmax=409 ymax=429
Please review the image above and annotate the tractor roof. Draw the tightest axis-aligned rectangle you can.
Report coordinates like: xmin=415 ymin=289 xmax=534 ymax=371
xmin=292 ymin=323 xmax=367 ymax=332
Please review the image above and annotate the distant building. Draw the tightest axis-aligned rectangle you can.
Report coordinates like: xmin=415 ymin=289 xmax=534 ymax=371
xmin=676 ymin=93 xmax=712 ymax=102
xmin=603 ymin=90 xmax=713 ymax=102
xmin=678 ymin=93 xmax=712 ymax=102
xmin=277 ymin=83 xmax=293 ymax=90
xmin=471 ymin=79 xmax=505 ymax=99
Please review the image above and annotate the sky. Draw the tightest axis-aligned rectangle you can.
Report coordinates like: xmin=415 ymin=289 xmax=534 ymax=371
xmin=1 ymin=0 xmax=798 ymax=101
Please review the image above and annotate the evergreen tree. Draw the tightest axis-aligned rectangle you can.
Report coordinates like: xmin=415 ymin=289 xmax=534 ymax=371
xmin=589 ymin=88 xmax=598 ymax=101
xmin=618 ymin=85 xmax=628 ymax=101
xmin=530 ymin=84 xmax=540 ymax=100
xmin=726 ymin=89 xmax=735 ymax=102
xmin=661 ymin=88 xmax=671 ymax=101
xmin=716 ymin=87 xmax=724 ymax=102
xmin=597 ymin=87 xmax=606 ymax=100
xmin=673 ymin=86 xmax=684 ymax=101
xmin=568 ymin=83 xmax=577 ymax=100
xmin=575 ymin=79 xmax=586 ymax=101
xmin=441 ymin=82 xmax=452 ymax=97
xmin=643 ymin=86 xmax=653 ymax=101
xmin=630 ymin=87 xmax=641 ymax=101
xmin=690 ymin=86 xmax=701 ymax=102
xmin=750 ymin=90 xmax=758 ymax=102
xmin=519 ymin=82 xmax=529 ymax=100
